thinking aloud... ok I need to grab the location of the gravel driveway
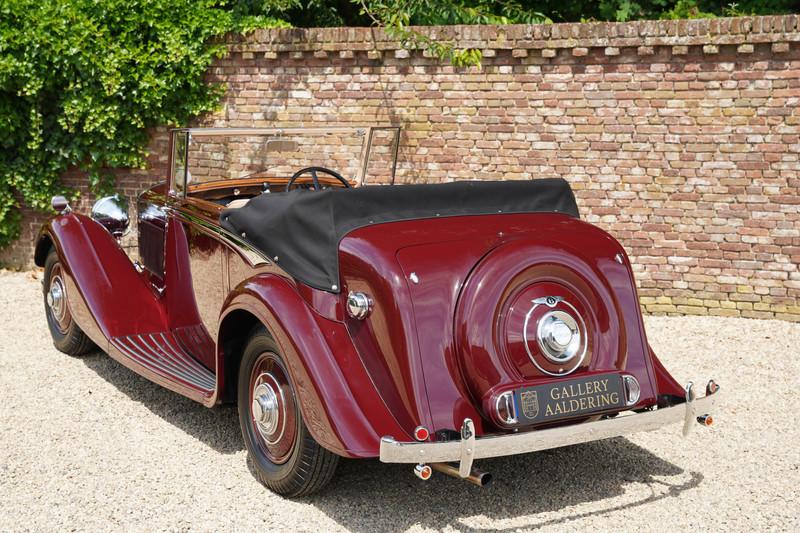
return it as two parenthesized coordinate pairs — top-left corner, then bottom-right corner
(1, 269), (798, 532)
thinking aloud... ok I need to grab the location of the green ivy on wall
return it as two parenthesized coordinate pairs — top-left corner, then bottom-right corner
(0, 0), (287, 248)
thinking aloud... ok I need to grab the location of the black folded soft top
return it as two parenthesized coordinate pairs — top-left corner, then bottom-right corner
(220, 179), (579, 292)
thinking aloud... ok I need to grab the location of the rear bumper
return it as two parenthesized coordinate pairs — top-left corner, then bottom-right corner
(380, 380), (719, 472)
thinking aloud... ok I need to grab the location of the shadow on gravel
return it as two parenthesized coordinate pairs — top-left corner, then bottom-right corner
(80, 351), (244, 454)
(78, 350), (699, 531)
(311, 438), (700, 532)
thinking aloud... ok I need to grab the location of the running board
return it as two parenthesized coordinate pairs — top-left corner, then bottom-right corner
(110, 330), (216, 401)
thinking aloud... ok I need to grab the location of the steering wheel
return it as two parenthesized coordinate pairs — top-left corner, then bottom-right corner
(286, 166), (351, 192)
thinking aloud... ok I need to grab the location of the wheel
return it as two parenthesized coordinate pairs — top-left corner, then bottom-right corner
(238, 327), (339, 496)
(43, 248), (95, 356)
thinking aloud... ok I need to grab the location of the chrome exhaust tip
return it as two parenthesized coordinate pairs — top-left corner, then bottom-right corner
(431, 462), (492, 487)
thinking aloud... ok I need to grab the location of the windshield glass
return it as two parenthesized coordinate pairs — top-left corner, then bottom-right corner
(172, 127), (400, 194)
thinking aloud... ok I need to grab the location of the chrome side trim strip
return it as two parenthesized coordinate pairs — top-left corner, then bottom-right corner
(380, 380), (719, 465)
(112, 333), (215, 393)
(169, 208), (271, 268)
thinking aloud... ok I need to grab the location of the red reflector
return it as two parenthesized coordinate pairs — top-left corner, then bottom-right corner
(414, 426), (430, 441)
(414, 463), (432, 480)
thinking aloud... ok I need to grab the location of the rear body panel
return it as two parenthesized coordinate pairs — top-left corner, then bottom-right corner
(339, 214), (686, 441)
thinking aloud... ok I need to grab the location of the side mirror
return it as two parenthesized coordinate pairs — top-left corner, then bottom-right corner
(91, 194), (130, 239)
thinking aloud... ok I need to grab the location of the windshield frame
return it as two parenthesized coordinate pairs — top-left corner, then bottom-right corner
(167, 126), (400, 197)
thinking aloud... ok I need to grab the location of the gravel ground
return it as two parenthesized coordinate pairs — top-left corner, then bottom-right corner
(1, 269), (798, 532)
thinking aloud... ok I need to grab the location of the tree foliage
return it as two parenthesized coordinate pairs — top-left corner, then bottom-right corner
(0, 0), (795, 248)
(0, 0), (288, 247)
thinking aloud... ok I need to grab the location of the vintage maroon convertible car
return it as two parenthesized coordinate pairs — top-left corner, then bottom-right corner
(35, 126), (718, 496)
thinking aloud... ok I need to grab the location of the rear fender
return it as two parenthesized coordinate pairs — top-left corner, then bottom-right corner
(649, 344), (689, 402)
(218, 274), (412, 458)
(35, 213), (168, 345)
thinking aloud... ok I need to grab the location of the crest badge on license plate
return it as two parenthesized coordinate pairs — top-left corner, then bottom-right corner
(519, 390), (539, 419)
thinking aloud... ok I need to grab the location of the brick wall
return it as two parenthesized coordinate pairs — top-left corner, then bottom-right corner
(3, 16), (799, 321)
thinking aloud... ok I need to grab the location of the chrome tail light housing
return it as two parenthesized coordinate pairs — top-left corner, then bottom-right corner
(623, 375), (641, 406)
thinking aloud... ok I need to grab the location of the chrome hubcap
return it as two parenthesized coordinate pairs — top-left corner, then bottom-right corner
(47, 276), (67, 323)
(537, 310), (581, 363)
(251, 374), (285, 445)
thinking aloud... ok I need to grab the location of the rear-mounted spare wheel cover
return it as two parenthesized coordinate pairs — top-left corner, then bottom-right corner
(506, 281), (592, 377)
(454, 239), (626, 408)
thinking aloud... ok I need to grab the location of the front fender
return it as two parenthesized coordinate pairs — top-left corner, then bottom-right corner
(35, 213), (168, 343)
(219, 274), (413, 458)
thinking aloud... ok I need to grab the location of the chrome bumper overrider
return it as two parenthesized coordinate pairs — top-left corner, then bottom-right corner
(380, 380), (719, 475)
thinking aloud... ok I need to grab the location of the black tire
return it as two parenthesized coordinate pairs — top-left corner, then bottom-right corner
(238, 326), (339, 497)
(43, 248), (95, 356)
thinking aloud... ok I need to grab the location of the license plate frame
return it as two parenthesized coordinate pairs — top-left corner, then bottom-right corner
(513, 373), (626, 424)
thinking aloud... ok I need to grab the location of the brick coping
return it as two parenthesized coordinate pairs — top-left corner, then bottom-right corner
(224, 15), (799, 56)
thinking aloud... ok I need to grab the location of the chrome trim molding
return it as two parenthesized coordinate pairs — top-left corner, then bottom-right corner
(176, 209), (271, 268)
(380, 380), (719, 466)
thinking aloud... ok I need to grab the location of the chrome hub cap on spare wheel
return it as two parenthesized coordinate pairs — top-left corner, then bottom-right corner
(519, 292), (589, 376)
(537, 310), (581, 363)
(249, 353), (297, 464)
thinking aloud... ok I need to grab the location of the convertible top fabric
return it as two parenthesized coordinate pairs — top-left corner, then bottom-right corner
(220, 179), (579, 292)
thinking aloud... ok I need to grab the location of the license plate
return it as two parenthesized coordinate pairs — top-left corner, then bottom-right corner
(513, 373), (625, 424)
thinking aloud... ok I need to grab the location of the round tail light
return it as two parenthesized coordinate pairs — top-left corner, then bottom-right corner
(413, 426), (430, 441)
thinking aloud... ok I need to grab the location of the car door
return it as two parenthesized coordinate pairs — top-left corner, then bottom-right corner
(156, 207), (223, 372)
(176, 210), (228, 343)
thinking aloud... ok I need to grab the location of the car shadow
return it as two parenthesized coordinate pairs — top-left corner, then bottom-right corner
(80, 350), (698, 531)
(80, 350), (244, 454)
(308, 438), (699, 532)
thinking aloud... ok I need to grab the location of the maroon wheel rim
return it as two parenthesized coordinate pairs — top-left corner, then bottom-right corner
(248, 352), (298, 464)
(47, 263), (72, 334)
